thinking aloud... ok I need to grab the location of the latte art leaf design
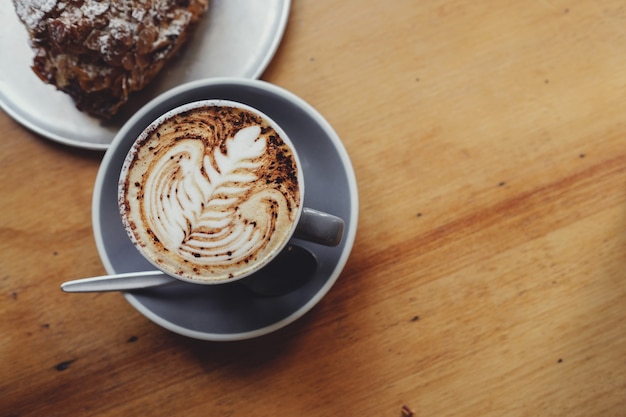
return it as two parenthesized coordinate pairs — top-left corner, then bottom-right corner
(143, 125), (286, 268)
(121, 104), (302, 282)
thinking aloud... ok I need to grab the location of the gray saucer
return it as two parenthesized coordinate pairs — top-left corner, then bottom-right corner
(92, 78), (358, 341)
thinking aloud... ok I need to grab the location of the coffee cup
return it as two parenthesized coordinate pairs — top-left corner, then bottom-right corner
(118, 99), (344, 285)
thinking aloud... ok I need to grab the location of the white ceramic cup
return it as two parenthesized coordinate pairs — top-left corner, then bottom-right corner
(117, 99), (344, 285)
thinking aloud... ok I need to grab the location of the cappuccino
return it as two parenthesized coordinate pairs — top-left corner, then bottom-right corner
(119, 101), (303, 283)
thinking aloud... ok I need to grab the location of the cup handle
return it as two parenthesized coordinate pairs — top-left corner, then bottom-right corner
(293, 208), (345, 246)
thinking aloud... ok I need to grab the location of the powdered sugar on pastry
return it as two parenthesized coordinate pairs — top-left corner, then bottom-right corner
(12, 0), (209, 118)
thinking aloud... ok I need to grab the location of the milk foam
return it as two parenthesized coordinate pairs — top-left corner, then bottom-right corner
(119, 104), (302, 282)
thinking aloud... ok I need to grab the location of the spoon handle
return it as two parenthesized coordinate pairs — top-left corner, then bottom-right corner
(61, 270), (176, 293)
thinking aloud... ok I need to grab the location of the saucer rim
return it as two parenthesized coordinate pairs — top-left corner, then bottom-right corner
(92, 78), (359, 341)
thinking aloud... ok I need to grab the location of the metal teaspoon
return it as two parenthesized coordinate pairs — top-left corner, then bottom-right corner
(61, 270), (176, 293)
(61, 245), (317, 296)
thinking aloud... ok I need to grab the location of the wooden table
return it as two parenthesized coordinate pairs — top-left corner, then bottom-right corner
(2, 1), (625, 415)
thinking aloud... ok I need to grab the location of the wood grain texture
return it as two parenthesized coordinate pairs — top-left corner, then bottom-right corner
(2, 1), (625, 416)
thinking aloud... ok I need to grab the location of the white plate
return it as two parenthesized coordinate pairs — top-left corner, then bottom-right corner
(0, 0), (290, 150)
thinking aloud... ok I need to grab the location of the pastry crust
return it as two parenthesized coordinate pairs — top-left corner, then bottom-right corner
(13, 0), (209, 118)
